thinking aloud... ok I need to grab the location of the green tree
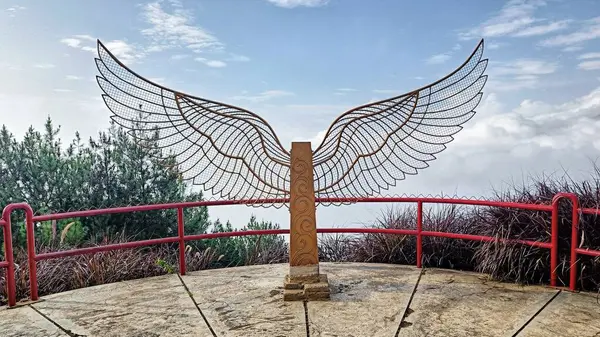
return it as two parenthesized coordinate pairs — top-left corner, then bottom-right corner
(0, 117), (209, 248)
(204, 215), (287, 267)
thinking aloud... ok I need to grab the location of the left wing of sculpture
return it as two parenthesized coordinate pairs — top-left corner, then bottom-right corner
(94, 40), (291, 205)
(312, 39), (487, 203)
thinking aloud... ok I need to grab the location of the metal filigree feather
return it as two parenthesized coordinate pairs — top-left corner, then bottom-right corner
(95, 39), (487, 207)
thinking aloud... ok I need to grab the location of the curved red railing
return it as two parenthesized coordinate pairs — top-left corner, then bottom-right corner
(1, 194), (597, 307)
(1, 203), (35, 307)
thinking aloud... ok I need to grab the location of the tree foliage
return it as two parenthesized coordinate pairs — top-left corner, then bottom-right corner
(0, 117), (209, 247)
(202, 215), (287, 267)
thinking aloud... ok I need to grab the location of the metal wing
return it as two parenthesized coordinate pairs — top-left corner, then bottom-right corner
(95, 40), (290, 205)
(312, 40), (487, 203)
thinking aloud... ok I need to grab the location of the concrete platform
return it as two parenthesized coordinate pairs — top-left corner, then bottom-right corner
(1, 262), (598, 336)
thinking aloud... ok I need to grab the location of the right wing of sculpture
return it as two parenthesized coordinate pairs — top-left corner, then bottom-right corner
(312, 40), (487, 203)
(95, 40), (291, 204)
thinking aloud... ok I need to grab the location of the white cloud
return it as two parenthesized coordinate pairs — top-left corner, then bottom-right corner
(334, 88), (357, 95)
(65, 75), (82, 80)
(53, 89), (72, 93)
(231, 90), (294, 102)
(488, 42), (504, 50)
(59, 35), (96, 51)
(563, 45), (584, 52)
(578, 60), (600, 70)
(101, 40), (144, 65)
(426, 53), (451, 65)
(306, 129), (328, 146)
(478, 93), (503, 115)
(6, 5), (26, 11)
(540, 17), (600, 47)
(454, 86), (600, 154)
(372, 89), (401, 94)
(33, 64), (56, 69)
(60, 36), (143, 65)
(60, 38), (81, 48)
(227, 54), (251, 62)
(0, 62), (21, 71)
(487, 79), (536, 92)
(171, 54), (190, 60)
(139, 2), (248, 66)
(512, 20), (571, 37)
(487, 59), (558, 91)
(6, 5), (26, 17)
(141, 2), (222, 53)
(459, 0), (547, 40)
(167, 0), (183, 7)
(459, 0), (569, 40)
(74, 34), (95, 41)
(266, 0), (329, 8)
(578, 52), (600, 60)
(494, 59), (557, 75)
(194, 57), (227, 68)
(204, 60), (226, 68)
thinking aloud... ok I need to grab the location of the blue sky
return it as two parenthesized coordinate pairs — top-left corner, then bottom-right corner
(2, 0), (600, 227)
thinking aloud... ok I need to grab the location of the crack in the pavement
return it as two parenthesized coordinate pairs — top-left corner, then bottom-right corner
(511, 290), (561, 337)
(304, 301), (311, 337)
(394, 269), (424, 337)
(177, 274), (218, 337)
(29, 305), (86, 337)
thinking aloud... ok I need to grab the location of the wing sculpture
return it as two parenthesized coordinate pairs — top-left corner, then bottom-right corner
(95, 40), (291, 206)
(312, 40), (487, 204)
(95, 39), (486, 208)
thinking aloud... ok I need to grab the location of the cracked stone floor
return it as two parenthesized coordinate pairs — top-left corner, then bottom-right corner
(1, 262), (599, 336)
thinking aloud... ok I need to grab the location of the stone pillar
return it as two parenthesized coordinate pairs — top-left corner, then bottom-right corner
(283, 142), (330, 301)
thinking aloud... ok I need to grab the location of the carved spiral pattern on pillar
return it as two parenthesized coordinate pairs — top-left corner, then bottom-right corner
(290, 144), (319, 266)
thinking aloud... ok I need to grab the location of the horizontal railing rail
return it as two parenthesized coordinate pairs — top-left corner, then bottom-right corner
(1, 193), (597, 307)
(578, 207), (600, 257)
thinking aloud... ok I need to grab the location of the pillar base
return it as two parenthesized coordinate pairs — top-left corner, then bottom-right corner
(283, 273), (330, 301)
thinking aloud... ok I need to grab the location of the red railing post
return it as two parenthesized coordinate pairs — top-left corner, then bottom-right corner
(551, 193), (580, 291)
(416, 201), (423, 268)
(25, 206), (38, 301)
(550, 196), (559, 287)
(177, 207), (186, 275)
(1, 217), (16, 307)
(569, 196), (580, 292)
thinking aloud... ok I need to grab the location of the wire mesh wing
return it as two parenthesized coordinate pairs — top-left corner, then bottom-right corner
(95, 40), (291, 205)
(312, 39), (487, 203)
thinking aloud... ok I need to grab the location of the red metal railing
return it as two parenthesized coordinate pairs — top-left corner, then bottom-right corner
(0, 217), (15, 307)
(1, 193), (597, 307)
(2, 203), (35, 307)
(577, 207), (600, 258)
